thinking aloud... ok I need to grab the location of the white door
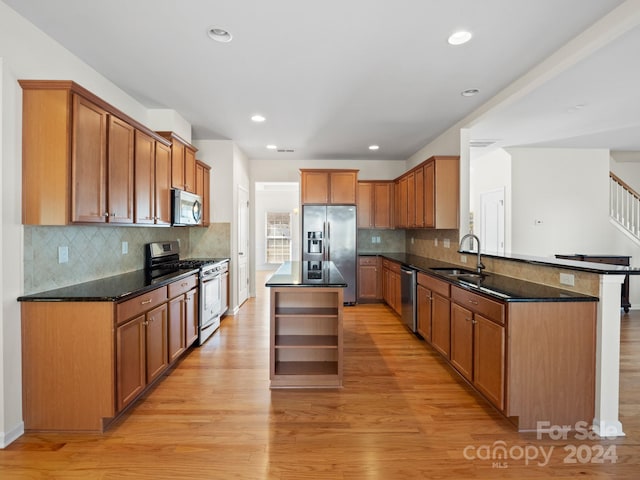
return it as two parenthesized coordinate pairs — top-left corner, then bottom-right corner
(480, 188), (505, 255)
(238, 186), (249, 306)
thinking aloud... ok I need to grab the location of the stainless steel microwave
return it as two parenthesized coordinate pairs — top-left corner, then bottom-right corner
(172, 189), (203, 226)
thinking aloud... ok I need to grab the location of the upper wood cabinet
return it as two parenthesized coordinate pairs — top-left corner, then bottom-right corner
(300, 169), (358, 204)
(357, 181), (394, 229)
(19, 80), (171, 226)
(394, 155), (459, 229)
(157, 131), (198, 193)
(195, 160), (211, 226)
(134, 131), (172, 225)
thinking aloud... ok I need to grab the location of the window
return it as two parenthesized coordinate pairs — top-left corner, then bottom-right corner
(266, 212), (292, 264)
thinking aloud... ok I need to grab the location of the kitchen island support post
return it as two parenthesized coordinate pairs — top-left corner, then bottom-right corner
(593, 273), (625, 438)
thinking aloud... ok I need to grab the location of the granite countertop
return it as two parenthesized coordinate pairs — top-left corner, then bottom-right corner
(266, 261), (347, 288)
(360, 252), (599, 303)
(17, 268), (199, 302)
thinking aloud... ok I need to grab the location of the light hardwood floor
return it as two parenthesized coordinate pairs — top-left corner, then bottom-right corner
(2, 271), (639, 479)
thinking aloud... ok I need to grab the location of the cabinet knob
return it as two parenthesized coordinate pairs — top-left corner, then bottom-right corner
(103, 212), (109, 217)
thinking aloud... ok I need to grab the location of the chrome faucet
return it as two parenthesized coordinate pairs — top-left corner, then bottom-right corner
(459, 233), (485, 274)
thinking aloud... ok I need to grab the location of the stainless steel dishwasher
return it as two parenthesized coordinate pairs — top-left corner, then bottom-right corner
(400, 266), (417, 333)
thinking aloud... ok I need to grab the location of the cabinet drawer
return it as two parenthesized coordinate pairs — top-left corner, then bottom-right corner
(451, 286), (504, 324)
(359, 256), (378, 266)
(117, 286), (167, 324)
(382, 259), (401, 273)
(168, 274), (198, 298)
(417, 272), (450, 298)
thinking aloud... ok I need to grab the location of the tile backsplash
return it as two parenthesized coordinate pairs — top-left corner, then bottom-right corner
(358, 229), (405, 253)
(24, 223), (231, 294)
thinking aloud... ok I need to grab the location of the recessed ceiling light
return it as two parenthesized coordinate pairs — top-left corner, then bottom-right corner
(461, 89), (480, 97)
(448, 31), (472, 45)
(266, 144), (278, 150)
(368, 145), (380, 151)
(251, 114), (266, 122)
(207, 27), (232, 43)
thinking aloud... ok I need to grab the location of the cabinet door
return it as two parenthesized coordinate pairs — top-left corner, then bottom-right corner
(168, 295), (186, 363)
(185, 288), (199, 347)
(374, 182), (393, 228)
(184, 147), (196, 193)
(392, 271), (402, 316)
(414, 166), (425, 227)
(358, 264), (378, 301)
(396, 176), (408, 228)
(416, 284), (432, 340)
(134, 130), (155, 224)
(71, 94), (108, 223)
(450, 303), (473, 381)
(171, 139), (185, 190)
(431, 293), (450, 357)
(474, 314), (505, 410)
(154, 142), (172, 225)
(330, 171), (357, 204)
(146, 303), (168, 382)
(407, 171), (415, 227)
(301, 171), (329, 204)
(424, 160), (435, 228)
(116, 314), (146, 411)
(107, 115), (135, 223)
(383, 267), (391, 307)
(357, 182), (374, 228)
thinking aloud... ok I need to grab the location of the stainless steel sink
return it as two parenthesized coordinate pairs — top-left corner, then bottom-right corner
(430, 267), (484, 278)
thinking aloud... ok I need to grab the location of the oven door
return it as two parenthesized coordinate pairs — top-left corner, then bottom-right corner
(200, 274), (222, 344)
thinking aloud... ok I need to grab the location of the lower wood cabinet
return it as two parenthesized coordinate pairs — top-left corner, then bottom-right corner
(358, 256), (381, 302)
(21, 273), (199, 432)
(382, 259), (401, 315)
(416, 271), (597, 431)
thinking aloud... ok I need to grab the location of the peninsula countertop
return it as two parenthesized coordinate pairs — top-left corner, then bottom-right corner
(265, 261), (347, 288)
(359, 252), (599, 303)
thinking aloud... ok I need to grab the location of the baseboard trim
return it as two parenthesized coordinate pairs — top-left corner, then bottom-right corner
(1, 421), (24, 448)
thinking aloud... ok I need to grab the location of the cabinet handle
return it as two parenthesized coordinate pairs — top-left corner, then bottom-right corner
(472, 319), (477, 325)
(103, 212), (109, 217)
(141, 299), (152, 305)
(143, 321), (149, 326)
(465, 317), (472, 322)
(468, 300), (479, 305)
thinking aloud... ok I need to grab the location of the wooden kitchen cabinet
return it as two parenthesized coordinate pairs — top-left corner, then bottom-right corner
(450, 286), (505, 410)
(168, 275), (199, 362)
(20, 80), (172, 226)
(71, 97), (134, 224)
(416, 272), (450, 343)
(382, 259), (402, 315)
(195, 160), (211, 226)
(300, 169), (358, 204)
(392, 155), (459, 229)
(157, 131), (198, 193)
(21, 274), (200, 432)
(134, 131), (172, 225)
(357, 181), (394, 228)
(116, 288), (169, 412)
(358, 256), (382, 302)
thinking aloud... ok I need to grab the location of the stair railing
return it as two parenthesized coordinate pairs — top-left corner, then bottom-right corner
(610, 172), (640, 241)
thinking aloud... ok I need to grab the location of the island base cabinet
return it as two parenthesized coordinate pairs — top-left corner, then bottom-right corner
(21, 302), (116, 432)
(506, 302), (596, 431)
(270, 287), (343, 388)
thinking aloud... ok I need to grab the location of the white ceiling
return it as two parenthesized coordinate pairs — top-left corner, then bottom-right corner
(4, 0), (636, 160)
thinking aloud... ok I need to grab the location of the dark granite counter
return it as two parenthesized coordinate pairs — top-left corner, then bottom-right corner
(360, 252), (599, 303)
(17, 268), (199, 302)
(266, 261), (347, 287)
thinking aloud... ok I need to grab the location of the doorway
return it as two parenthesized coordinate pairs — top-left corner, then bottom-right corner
(479, 187), (505, 255)
(237, 185), (249, 306)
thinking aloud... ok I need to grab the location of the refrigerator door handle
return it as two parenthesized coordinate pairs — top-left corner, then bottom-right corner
(325, 221), (330, 261)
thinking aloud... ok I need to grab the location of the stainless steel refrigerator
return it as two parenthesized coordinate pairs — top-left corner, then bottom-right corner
(302, 205), (357, 304)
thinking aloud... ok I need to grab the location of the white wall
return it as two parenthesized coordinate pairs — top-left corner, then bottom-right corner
(470, 148), (512, 253)
(610, 152), (640, 193)
(509, 147), (613, 256)
(192, 140), (234, 223)
(254, 184), (300, 271)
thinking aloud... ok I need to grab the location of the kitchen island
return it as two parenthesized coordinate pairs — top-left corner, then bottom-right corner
(266, 261), (347, 388)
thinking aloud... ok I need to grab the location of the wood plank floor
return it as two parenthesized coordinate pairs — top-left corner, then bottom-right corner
(2, 271), (639, 479)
